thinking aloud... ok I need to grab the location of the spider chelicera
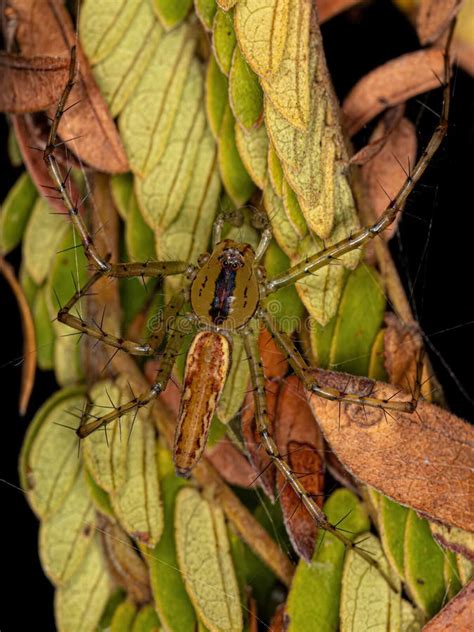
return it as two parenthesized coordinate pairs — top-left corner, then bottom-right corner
(42, 38), (451, 576)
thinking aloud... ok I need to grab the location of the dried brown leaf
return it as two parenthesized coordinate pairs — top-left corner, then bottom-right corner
(274, 376), (324, 561)
(259, 326), (289, 381)
(0, 257), (36, 414)
(360, 115), (417, 240)
(317, 0), (363, 23)
(417, 0), (464, 45)
(0, 52), (68, 113)
(350, 104), (405, 165)
(422, 577), (474, 631)
(384, 313), (422, 392)
(343, 48), (445, 137)
(269, 603), (287, 631)
(206, 437), (258, 488)
(307, 369), (474, 532)
(7, 0), (128, 173)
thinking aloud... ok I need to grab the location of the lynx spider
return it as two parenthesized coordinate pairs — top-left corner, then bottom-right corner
(42, 29), (452, 584)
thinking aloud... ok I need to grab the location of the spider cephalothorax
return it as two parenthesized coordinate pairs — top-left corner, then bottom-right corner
(191, 239), (259, 329)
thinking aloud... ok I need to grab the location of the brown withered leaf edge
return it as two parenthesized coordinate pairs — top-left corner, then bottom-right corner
(307, 369), (474, 533)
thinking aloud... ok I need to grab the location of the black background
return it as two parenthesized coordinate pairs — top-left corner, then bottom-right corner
(1, 1), (473, 629)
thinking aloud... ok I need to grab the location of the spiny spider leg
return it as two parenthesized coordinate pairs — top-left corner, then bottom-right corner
(57, 262), (190, 355)
(261, 309), (423, 413)
(77, 315), (189, 438)
(265, 30), (452, 294)
(240, 325), (398, 591)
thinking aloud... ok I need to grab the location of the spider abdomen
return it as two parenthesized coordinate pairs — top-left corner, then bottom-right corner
(190, 239), (260, 330)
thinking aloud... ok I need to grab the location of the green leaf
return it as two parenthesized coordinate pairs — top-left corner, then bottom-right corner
(111, 173), (134, 220)
(212, 7), (237, 75)
(206, 54), (229, 140)
(195, 0), (217, 30)
(218, 105), (255, 206)
(33, 286), (55, 370)
(263, 180), (299, 256)
(217, 0), (238, 8)
(91, 0), (162, 117)
(444, 550), (462, 600)
(282, 178), (308, 239)
(329, 264), (386, 376)
(21, 390), (86, 519)
(111, 600), (138, 632)
(379, 494), (409, 580)
(368, 329), (387, 381)
(217, 332), (249, 423)
(404, 511), (447, 618)
(309, 314), (337, 369)
(175, 487), (243, 631)
(340, 534), (410, 632)
(19, 262), (39, 309)
(120, 22), (197, 177)
(131, 604), (161, 632)
(149, 474), (196, 632)
(135, 59), (206, 232)
(156, 126), (220, 267)
(98, 589), (127, 632)
(39, 469), (95, 586)
(84, 468), (115, 519)
(8, 125), (22, 166)
(109, 383), (163, 547)
(126, 188), (156, 262)
(80, 0), (143, 64)
(55, 537), (112, 632)
(286, 489), (370, 632)
(235, 123), (268, 189)
(23, 197), (68, 285)
(229, 46), (263, 130)
(0, 171), (37, 254)
(154, 0), (193, 30)
(267, 144), (284, 196)
(263, 241), (305, 334)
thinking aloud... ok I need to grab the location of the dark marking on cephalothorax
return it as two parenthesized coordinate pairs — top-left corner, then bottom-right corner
(208, 247), (244, 325)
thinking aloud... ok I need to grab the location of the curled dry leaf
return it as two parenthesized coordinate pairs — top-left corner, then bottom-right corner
(307, 369), (474, 533)
(349, 104), (405, 165)
(274, 376), (325, 561)
(316, 0), (364, 23)
(361, 115), (417, 240)
(259, 326), (289, 380)
(6, 0), (128, 173)
(206, 436), (258, 488)
(0, 258), (36, 415)
(343, 48), (445, 137)
(0, 52), (68, 113)
(416, 0), (464, 45)
(422, 577), (474, 631)
(384, 313), (423, 392)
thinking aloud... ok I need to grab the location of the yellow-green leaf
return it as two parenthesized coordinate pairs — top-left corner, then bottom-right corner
(213, 8), (237, 75)
(20, 262), (38, 309)
(267, 143), (284, 196)
(111, 600), (138, 632)
(80, 0), (142, 64)
(33, 285), (55, 370)
(368, 328), (387, 381)
(229, 46), (263, 130)
(157, 127), (220, 272)
(282, 178), (308, 239)
(379, 495), (409, 580)
(84, 468), (115, 519)
(263, 179), (299, 256)
(8, 125), (22, 166)
(135, 59), (206, 231)
(154, 0), (193, 30)
(235, 123), (268, 189)
(444, 550), (462, 600)
(0, 171), (37, 254)
(286, 489), (370, 632)
(23, 391), (86, 518)
(217, 0), (238, 9)
(54, 329), (84, 387)
(126, 188), (156, 262)
(340, 534), (408, 632)
(111, 173), (134, 220)
(120, 22), (197, 176)
(55, 537), (112, 632)
(110, 393), (163, 548)
(195, 0), (217, 30)
(218, 105), (255, 206)
(217, 331), (249, 424)
(234, 0), (290, 78)
(259, 0), (311, 129)
(39, 469), (95, 586)
(149, 474), (196, 632)
(404, 511), (447, 617)
(131, 604), (161, 632)
(91, 1), (162, 117)
(23, 197), (68, 285)
(175, 487), (243, 632)
(329, 264), (386, 376)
